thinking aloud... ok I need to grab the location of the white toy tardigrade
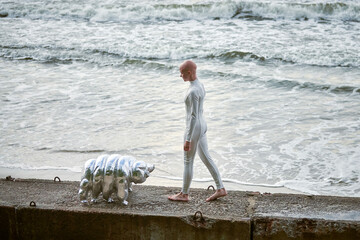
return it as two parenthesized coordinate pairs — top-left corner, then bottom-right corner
(79, 154), (155, 205)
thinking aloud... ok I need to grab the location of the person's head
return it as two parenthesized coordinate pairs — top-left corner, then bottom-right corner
(179, 60), (197, 82)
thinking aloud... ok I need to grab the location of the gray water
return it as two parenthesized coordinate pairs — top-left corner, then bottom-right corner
(1, 0), (359, 197)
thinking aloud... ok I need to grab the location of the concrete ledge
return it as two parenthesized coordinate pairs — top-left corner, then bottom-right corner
(3, 206), (250, 240)
(0, 205), (17, 240)
(1, 179), (359, 239)
(253, 217), (360, 240)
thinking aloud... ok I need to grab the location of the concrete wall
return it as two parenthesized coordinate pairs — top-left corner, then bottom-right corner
(0, 206), (17, 239)
(1, 179), (359, 239)
(1, 205), (250, 240)
(253, 217), (360, 240)
(1, 205), (360, 240)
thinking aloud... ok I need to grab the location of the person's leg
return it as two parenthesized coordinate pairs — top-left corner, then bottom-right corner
(168, 128), (200, 202)
(181, 142), (198, 194)
(197, 133), (227, 201)
(168, 129), (200, 202)
(168, 144), (198, 201)
(198, 133), (224, 189)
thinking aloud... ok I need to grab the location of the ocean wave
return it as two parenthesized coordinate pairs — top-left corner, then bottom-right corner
(0, 44), (176, 70)
(3, 43), (358, 69)
(155, 175), (285, 188)
(232, 1), (360, 22)
(154, 175), (359, 197)
(205, 48), (359, 68)
(0, 163), (82, 173)
(279, 179), (360, 197)
(207, 51), (266, 62)
(51, 149), (106, 154)
(204, 50), (313, 65)
(1, 0), (359, 23)
(0, 44), (84, 64)
(267, 79), (360, 95)
(203, 67), (360, 95)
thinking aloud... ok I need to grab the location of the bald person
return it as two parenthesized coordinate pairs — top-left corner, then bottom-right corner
(168, 60), (227, 202)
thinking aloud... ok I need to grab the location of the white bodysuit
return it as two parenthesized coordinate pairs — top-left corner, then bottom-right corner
(182, 78), (224, 194)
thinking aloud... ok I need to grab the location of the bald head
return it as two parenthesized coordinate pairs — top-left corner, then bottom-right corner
(179, 60), (197, 82)
(180, 60), (197, 72)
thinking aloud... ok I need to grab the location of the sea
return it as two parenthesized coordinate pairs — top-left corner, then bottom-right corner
(0, 0), (359, 197)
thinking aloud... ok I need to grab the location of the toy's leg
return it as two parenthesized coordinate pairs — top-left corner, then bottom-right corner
(91, 180), (102, 203)
(92, 167), (104, 203)
(102, 175), (115, 203)
(83, 189), (90, 203)
(79, 189), (89, 204)
(79, 179), (88, 203)
(128, 182), (133, 192)
(79, 179), (90, 203)
(116, 180), (129, 205)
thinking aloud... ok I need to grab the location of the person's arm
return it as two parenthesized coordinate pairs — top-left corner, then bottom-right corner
(184, 90), (199, 151)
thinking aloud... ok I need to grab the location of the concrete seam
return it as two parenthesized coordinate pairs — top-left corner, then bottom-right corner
(14, 206), (19, 240)
(250, 218), (254, 240)
(247, 195), (257, 240)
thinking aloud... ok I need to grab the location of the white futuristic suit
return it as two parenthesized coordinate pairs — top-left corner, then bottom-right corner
(182, 78), (224, 194)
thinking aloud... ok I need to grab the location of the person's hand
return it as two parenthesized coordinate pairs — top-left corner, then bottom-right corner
(184, 141), (191, 151)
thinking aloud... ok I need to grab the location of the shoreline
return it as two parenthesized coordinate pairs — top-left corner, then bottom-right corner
(0, 167), (304, 195)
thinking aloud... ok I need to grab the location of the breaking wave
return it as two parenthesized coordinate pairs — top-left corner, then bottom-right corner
(156, 175), (286, 188)
(1, 0), (359, 23)
(266, 79), (360, 95)
(0, 162), (83, 173)
(2, 44), (359, 68)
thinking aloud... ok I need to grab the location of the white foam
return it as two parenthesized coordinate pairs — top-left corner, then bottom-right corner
(0, 162), (82, 173)
(2, 0), (360, 22)
(156, 175), (285, 188)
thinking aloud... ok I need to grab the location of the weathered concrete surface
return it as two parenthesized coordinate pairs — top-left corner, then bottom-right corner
(253, 217), (360, 240)
(13, 207), (249, 240)
(0, 178), (359, 240)
(0, 206), (16, 239)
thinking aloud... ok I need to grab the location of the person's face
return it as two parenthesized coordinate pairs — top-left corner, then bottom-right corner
(180, 67), (191, 82)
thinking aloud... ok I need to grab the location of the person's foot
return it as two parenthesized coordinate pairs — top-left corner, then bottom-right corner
(168, 192), (189, 202)
(206, 188), (227, 202)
